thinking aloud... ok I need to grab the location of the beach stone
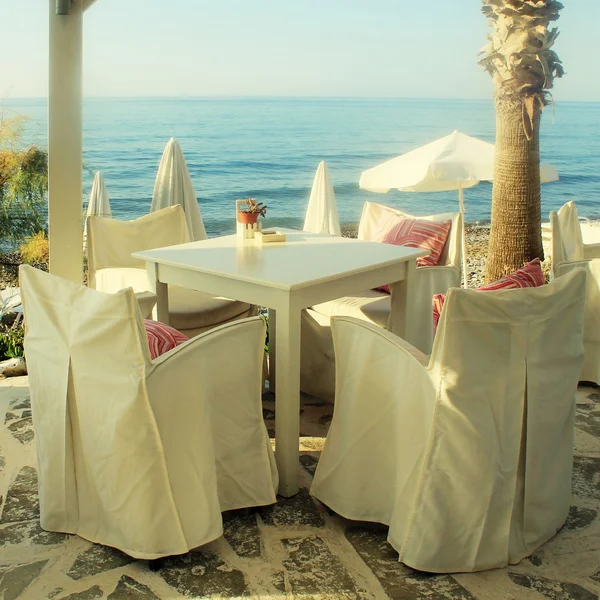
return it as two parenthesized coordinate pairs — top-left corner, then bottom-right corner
(67, 544), (134, 580)
(222, 509), (261, 559)
(107, 575), (160, 599)
(0, 560), (47, 600)
(592, 568), (600, 583)
(299, 454), (318, 477)
(587, 393), (600, 403)
(0, 466), (39, 523)
(0, 520), (68, 546)
(345, 523), (476, 599)
(281, 536), (365, 599)
(565, 505), (598, 531)
(260, 487), (324, 527)
(4, 410), (18, 424)
(48, 587), (64, 598)
(508, 572), (598, 600)
(577, 403), (600, 439)
(7, 416), (34, 444)
(59, 585), (104, 600)
(572, 457), (600, 499)
(159, 551), (250, 598)
(270, 569), (286, 593)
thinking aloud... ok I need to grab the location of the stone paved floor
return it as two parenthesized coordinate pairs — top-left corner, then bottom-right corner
(1, 376), (600, 600)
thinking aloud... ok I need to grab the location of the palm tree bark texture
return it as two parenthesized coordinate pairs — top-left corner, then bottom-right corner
(480, 0), (563, 282)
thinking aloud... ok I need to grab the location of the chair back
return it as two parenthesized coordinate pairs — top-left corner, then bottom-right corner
(412, 269), (586, 570)
(357, 201), (463, 267)
(551, 200), (584, 265)
(19, 266), (194, 549)
(87, 205), (189, 290)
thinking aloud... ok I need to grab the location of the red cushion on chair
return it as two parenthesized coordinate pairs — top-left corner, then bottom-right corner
(432, 258), (546, 332)
(373, 214), (452, 293)
(144, 319), (189, 359)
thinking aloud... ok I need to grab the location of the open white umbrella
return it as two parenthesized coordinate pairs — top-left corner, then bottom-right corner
(359, 130), (558, 287)
(151, 138), (207, 241)
(303, 161), (341, 236)
(83, 171), (112, 249)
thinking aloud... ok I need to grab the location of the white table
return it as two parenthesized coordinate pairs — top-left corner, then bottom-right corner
(133, 229), (426, 497)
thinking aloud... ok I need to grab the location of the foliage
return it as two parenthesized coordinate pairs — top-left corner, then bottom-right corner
(479, 0), (563, 138)
(239, 198), (268, 218)
(20, 231), (49, 265)
(0, 112), (48, 246)
(0, 322), (24, 360)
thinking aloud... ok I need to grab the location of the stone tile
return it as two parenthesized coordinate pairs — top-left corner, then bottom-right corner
(222, 509), (261, 559)
(48, 588), (64, 598)
(260, 487), (324, 527)
(9, 397), (31, 411)
(107, 575), (160, 599)
(299, 454), (319, 477)
(59, 585), (104, 600)
(281, 536), (366, 599)
(6, 416), (34, 444)
(159, 551), (250, 598)
(587, 393), (600, 403)
(270, 569), (286, 593)
(566, 505), (598, 531)
(592, 568), (600, 583)
(508, 572), (598, 600)
(345, 523), (476, 599)
(67, 544), (134, 580)
(262, 407), (276, 420)
(573, 457), (600, 500)
(0, 520), (68, 546)
(0, 466), (39, 523)
(0, 560), (47, 600)
(577, 403), (600, 439)
(4, 410), (18, 424)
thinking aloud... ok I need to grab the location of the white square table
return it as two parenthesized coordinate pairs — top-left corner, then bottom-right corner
(133, 229), (426, 497)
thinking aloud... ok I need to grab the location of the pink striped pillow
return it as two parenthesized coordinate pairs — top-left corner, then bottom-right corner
(144, 319), (189, 359)
(432, 258), (545, 332)
(374, 214), (452, 293)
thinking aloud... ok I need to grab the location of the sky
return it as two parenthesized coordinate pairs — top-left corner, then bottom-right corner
(1, 0), (599, 101)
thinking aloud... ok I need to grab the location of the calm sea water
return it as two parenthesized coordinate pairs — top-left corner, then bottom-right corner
(4, 97), (600, 237)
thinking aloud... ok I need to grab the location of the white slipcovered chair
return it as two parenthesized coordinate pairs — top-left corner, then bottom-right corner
(551, 200), (600, 384)
(20, 265), (277, 559)
(87, 205), (256, 337)
(311, 269), (586, 573)
(300, 201), (463, 402)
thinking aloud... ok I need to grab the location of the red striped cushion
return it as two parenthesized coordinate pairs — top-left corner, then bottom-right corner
(144, 319), (189, 359)
(373, 214), (452, 293)
(432, 258), (545, 332)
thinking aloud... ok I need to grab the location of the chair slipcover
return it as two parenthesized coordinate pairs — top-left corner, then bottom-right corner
(551, 201), (600, 384)
(300, 201), (462, 402)
(311, 269), (586, 573)
(86, 205), (255, 337)
(20, 265), (277, 559)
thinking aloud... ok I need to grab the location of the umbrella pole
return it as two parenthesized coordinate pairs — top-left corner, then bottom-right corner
(458, 185), (468, 288)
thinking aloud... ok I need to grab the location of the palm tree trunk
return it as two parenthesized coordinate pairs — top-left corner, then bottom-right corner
(486, 93), (543, 283)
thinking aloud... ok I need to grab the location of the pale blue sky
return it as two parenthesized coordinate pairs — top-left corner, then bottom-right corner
(1, 0), (599, 101)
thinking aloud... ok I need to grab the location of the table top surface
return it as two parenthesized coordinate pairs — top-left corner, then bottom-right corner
(133, 228), (427, 291)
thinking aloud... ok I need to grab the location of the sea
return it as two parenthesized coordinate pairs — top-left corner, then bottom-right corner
(4, 97), (600, 238)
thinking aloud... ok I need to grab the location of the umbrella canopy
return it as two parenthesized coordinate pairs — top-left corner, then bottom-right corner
(83, 171), (111, 249)
(151, 138), (207, 241)
(303, 161), (341, 236)
(359, 130), (559, 287)
(359, 130), (558, 196)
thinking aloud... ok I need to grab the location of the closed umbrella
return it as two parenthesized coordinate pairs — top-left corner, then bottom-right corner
(151, 138), (207, 241)
(359, 130), (558, 287)
(304, 161), (341, 236)
(83, 171), (111, 249)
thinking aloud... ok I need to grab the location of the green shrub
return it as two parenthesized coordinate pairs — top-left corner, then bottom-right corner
(0, 323), (24, 360)
(20, 231), (49, 265)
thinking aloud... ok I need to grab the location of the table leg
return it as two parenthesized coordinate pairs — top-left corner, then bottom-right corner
(274, 303), (301, 497)
(388, 259), (417, 346)
(268, 308), (276, 394)
(146, 262), (169, 325)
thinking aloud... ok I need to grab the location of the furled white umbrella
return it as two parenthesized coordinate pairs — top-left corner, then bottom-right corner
(83, 171), (112, 249)
(151, 138), (207, 241)
(359, 130), (559, 287)
(304, 161), (342, 236)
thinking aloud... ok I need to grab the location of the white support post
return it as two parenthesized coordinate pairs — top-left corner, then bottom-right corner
(458, 184), (468, 288)
(48, 0), (83, 282)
